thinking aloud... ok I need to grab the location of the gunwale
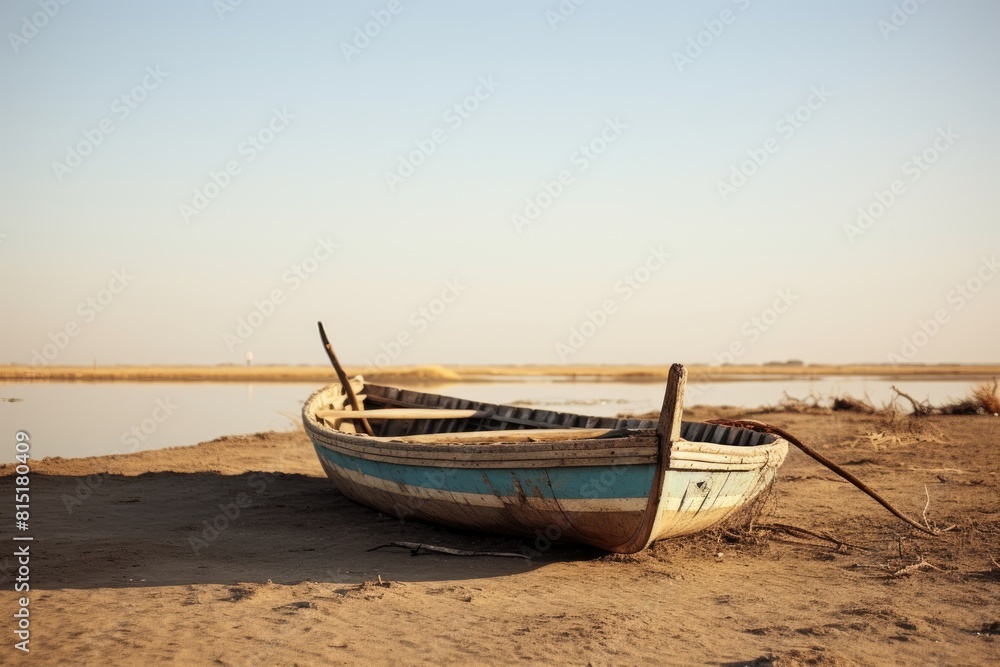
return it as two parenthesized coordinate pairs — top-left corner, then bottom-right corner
(303, 382), (780, 464)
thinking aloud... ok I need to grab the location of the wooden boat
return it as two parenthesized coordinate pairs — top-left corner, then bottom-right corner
(302, 365), (787, 554)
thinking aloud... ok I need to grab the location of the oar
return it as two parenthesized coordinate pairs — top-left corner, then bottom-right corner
(317, 321), (375, 437)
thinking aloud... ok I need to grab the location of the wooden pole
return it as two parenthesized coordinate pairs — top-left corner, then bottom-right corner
(656, 363), (687, 447)
(614, 363), (687, 554)
(317, 322), (375, 437)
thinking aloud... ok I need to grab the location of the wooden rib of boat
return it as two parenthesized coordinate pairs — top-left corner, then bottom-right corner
(302, 364), (787, 554)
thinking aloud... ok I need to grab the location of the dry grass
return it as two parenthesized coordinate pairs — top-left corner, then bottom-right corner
(754, 382), (994, 449)
(3, 363), (1000, 383)
(847, 403), (944, 449)
(757, 391), (832, 414)
(759, 391), (877, 415)
(0, 364), (463, 384)
(940, 378), (1000, 415)
(827, 379), (1000, 419)
(971, 378), (1000, 414)
(831, 394), (878, 414)
(938, 398), (981, 415)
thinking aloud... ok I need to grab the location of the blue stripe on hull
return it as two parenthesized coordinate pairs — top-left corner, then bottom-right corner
(314, 445), (655, 501)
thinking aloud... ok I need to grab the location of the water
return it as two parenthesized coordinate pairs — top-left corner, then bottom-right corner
(0, 377), (986, 461)
(0, 383), (307, 462)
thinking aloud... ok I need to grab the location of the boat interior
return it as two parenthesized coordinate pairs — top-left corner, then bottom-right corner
(310, 382), (777, 447)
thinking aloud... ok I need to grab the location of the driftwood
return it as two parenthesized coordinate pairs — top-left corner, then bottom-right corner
(754, 523), (871, 551)
(706, 419), (940, 536)
(892, 559), (940, 577)
(891, 385), (932, 417)
(367, 541), (530, 560)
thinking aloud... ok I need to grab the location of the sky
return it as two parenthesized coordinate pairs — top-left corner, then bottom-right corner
(1, 0), (998, 367)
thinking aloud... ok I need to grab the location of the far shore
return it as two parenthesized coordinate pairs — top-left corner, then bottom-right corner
(2, 362), (998, 383)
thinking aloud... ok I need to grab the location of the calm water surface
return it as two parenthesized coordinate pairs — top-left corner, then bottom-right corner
(0, 377), (986, 461)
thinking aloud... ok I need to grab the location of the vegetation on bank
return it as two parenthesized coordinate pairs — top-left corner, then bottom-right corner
(2, 363), (999, 383)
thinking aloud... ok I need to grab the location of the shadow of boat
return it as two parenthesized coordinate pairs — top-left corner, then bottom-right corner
(0, 471), (599, 591)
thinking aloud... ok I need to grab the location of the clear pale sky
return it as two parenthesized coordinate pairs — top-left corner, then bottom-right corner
(1, 1), (997, 366)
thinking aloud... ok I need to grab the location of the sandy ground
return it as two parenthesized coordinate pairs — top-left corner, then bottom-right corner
(1, 410), (998, 666)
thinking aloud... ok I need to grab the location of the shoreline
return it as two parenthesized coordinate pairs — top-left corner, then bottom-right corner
(2, 363), (999, 384)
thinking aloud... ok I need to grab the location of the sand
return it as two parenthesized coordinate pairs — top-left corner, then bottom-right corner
(1, 410), (998, 666)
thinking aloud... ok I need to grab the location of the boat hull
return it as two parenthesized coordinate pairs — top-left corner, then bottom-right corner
(304, 383), (786, 553)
